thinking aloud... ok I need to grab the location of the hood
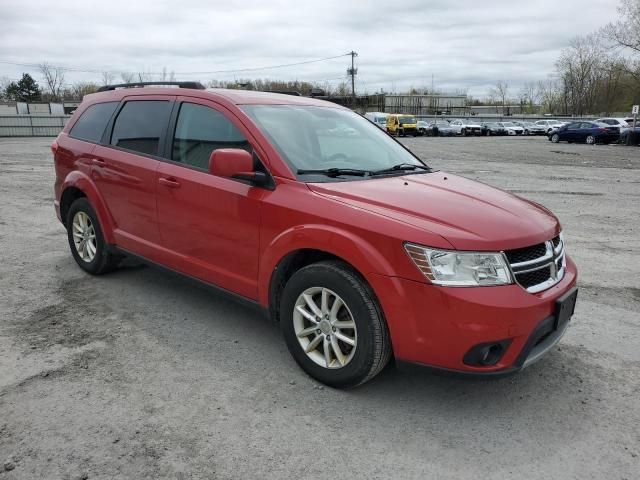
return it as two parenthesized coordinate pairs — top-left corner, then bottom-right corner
(307, 172), (559, 251)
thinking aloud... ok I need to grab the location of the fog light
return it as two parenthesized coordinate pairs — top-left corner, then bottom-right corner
(463, 340), (512, 367)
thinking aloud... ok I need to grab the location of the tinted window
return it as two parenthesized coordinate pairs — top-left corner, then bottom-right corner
(172, 103), (250, 170)
(111, 101), (172, 156)
(69, 102), (118, 143)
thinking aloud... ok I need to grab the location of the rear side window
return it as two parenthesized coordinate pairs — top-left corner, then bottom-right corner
(111, 101), (172, 156)
(172, 103), (250, 170)
(69, 102), (118, 143)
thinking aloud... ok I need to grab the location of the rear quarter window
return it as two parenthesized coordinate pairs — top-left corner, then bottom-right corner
(69, 102), (119, 143)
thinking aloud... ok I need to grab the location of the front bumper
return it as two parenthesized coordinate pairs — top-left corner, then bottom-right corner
(368, 255), (578, 374)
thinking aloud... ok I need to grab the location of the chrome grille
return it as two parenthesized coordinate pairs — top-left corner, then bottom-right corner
(506, 235), (565, 293)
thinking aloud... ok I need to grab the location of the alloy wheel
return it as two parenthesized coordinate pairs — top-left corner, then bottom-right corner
(293, 287), (357, 369)
(72, 211), (97, 262)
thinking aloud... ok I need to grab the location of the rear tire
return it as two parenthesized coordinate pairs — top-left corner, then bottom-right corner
(280, 261), (392, 388)
(66, 198), (119, 275)
(586, 135), (596, 145)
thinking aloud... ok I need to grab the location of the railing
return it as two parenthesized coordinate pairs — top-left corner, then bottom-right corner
(0, 115), (70, 137)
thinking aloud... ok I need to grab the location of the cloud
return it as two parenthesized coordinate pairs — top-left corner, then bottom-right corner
(0, 0), (622, 96)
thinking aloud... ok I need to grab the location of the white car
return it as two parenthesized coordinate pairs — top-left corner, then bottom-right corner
(449, 119), (483, 136)
(498, 122), (524, 135)
(535, 119), (565, 134)
(596, 118), (630, 133)
(364, 112), (389, 130)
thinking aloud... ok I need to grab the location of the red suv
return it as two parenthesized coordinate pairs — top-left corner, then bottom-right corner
(53, 82), (578, 387)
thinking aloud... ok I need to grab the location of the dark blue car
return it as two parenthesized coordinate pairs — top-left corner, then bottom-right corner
(548, 121), (620, 144)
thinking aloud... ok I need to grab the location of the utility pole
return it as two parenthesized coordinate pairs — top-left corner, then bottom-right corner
(347, 51), (358, 108)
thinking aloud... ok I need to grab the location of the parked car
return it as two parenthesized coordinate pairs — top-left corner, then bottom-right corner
(520, 122), (546, 136)
(548, 121), (620, 144)
(364, 112), (389, 130)
(449, 119), (483, 136)
(481, 122), (508, 136)
(497, 122), (524, 135)
(433, 120), (456, 136)
(52, 82), (577, 388)
(535, 120), (565, 134)
(595, 117), (630, 132)
(619, 125), (640, 145)
(386, 114), (418, 136)
(417, 120), (436, 136)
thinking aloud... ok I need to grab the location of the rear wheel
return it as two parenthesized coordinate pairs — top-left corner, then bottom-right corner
(461, 128), (467, 136)
(586, 135), (596, 145)
(66, 198), (119, 275)
(280, 261), (392, 388)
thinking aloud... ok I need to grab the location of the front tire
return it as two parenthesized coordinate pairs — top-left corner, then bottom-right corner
(551, 133), (560, 143)
(280, 261), (392, 388)
(66, 198), (119, 275)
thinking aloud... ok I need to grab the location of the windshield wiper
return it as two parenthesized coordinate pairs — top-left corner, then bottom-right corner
(371, 163), (432, 176)
(297, 168), (372, 177)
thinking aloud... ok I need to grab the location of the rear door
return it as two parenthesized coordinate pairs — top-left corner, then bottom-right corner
(155, 97), (267, 299)
(91, 95), (174, 258)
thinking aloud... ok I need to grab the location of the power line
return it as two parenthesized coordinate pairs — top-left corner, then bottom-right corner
(0, 53), (352, 76)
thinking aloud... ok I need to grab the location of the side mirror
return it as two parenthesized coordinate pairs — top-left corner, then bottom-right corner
(209, 149), (269, 186)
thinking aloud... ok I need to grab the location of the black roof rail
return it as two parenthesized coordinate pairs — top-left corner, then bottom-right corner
(97, 81), (206, 92)
(268, 90), (302, 96)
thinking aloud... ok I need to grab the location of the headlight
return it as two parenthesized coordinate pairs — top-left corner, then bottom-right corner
(404, 243), (513, 287)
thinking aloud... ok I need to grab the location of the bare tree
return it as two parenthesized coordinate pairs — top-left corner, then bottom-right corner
(38, 63), (65, 101)
(491, 81), (510, 115)
(120, 72), (135, 83)
(556, 35), (604, 115)
(70, 82), (99, 99)
(101, 71), (115, 86)
(603, 0), (640, 54)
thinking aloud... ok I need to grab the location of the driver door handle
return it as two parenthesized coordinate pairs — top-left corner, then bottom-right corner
(159, 177), (181, 188)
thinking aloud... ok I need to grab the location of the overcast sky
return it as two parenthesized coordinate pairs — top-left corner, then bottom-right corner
(0, 0), (622, 97)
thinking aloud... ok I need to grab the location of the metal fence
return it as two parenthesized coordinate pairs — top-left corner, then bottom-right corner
(0, 115), (70, 137)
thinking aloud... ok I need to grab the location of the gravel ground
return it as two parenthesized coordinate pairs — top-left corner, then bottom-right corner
(0, 136), (639, 479)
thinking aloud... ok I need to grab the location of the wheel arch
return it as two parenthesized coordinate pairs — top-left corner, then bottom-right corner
(60, 171), (116, 243)
(261, 225), (396, 323)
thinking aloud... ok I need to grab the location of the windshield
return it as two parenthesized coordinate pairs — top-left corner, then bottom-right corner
(436, 122), (450, 127)
(502, 122), (516, 127)
(242, 105), (426, 180)
(399, 117), (417, 125)
(375, 117), (387, 124)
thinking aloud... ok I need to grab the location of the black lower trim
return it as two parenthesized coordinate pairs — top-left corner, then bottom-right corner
(396, 359), (519, 379)
(110, 246), (269, 318)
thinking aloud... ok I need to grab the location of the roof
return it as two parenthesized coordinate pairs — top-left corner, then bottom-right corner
(83, 86), (345, 109)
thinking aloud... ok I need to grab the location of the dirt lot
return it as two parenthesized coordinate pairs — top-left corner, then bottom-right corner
(1, 136), (639, 479)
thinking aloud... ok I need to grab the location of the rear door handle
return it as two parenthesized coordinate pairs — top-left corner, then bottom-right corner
(91, 158), (106, 166)
(158, 177), (181, 188)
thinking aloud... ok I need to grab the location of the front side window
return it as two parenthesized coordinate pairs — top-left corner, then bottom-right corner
(110, 101), (172, 156)
(69, 102), (118, 143)
(172, 103), (250, 170)
(242, 105), (426, 181)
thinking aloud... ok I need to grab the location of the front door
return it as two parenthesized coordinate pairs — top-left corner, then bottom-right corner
(155, 99), (265, 299)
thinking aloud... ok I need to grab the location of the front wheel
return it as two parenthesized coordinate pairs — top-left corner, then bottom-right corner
(551, 133), (560, 143)
(280, 261), (392, 388)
